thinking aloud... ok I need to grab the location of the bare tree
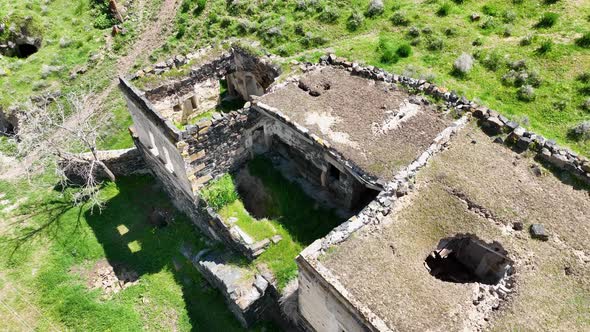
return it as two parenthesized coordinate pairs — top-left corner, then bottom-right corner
(15, 92), (115, 210)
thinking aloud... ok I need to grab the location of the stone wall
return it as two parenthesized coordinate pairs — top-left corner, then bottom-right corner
(323, 54), (590, 185)
(141, 47), (280, 104)
(253, 102), (383, 211)
(61, 147), (148, 182)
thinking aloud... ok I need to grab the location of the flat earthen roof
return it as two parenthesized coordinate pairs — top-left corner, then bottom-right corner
(259, 67), (453, 181)
(320, 122), (590, 331)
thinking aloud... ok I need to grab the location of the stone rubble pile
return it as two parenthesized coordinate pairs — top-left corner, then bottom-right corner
(91, 265), (139, 294)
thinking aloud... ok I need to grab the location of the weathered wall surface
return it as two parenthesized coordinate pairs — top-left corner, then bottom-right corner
(120, 78), (192, 196)
(298, 258), (371, 332)
(253, 103), (381, 211)
(183, 108), (259, 184)
(61, 147), (148, 182)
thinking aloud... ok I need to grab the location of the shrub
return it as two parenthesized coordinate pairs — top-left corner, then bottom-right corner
(410, 37), (421, 46)
(582, 99), (590, 111)
(575, 32), (590, 48)
(480, 17), (498, 30)
(568, 121), (590, 141)
(391, 11), (410, 26)
(94, 13), (114, 29)
(396, 43), (412, 57)
(517, 85), (536, 101)
(426, 36), (444, 50)
(200, 174), (239, 211)
(452, 53), (474, 76)
(535, 12), (558, 28)
(319, 6), (340, 23)
(437, 3), (451, 17)
(481, 51), (502, 71)
(421, 27), (433, 35)
(377, 36), (399, 64)
(366, 0), (384, 17)
(509, 59), (527, 70)
(347, 11), (364, 31)
(502, 10), (517, 23)
(577, 72), (590, 83)
(520, 34), (533, 46)
(452, 0), (465, 4)
(408, 26), (420, 37)
(472, 37), (483, 46)
(536, 39), (553, 54)
(482, 4), (499, 16)
(444, 27), (456, 36)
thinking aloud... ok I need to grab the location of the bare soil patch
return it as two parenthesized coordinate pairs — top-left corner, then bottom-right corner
(260, 67), (453, 180)
(322, 122), (590, 331)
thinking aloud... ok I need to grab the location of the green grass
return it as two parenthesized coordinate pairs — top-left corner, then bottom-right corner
(156, 0), (589, 156)
(0, 0), (105, 108)
(201, 156), (344, 289)
(0, 175), (272, 330)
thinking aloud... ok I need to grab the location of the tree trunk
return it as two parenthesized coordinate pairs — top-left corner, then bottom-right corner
(109, 0), (124, 23)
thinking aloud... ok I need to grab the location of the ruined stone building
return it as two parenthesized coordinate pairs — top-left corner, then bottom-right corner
(120, 46), (590, 331)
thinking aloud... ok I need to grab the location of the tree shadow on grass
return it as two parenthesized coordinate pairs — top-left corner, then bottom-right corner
(83, 175), (270, 331)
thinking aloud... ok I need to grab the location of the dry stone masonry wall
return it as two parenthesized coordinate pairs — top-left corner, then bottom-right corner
(322, 54), (590, 185)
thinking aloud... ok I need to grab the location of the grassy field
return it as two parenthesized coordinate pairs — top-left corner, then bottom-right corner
(201, 156), (344, 289)
(0, 175), (272, 331)
(157, 0), (589, 156)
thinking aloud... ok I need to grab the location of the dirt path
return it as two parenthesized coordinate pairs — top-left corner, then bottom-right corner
(0, 0), (180, 180)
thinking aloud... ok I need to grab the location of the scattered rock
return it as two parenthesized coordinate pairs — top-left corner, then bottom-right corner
(470, 13), (481, 22)
(530, 224), (548, 241)
(530, 164), (542, 177)
(270, 235), (283, 244)
(512, 222), (524, 231)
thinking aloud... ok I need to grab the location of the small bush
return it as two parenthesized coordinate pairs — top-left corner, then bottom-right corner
(396, 44), (412, 57)
(577, 72), (590, 83)
(536, 39), (553, 54)
(480, 17), (498, 30)
(408, 26), (420, 37)
(378, 36), (399, 64)
(503, 26), (513, 37)
(444, 27), (456, 36)
(509, 59), (527, 70)
(481, 51), (502, 71)
(452, 53), (474, 76)
(517, 85), (536, 101)
(582, 99), (590, 111)
(426, 36), (444, 50)
(520, 34), (533, 46)
(391, 11), (410, 26)
(568, 121), (590, 141)
(200, 174), (239, 211)
(535, 12), (558, 28)
(437, 3), (451, 17)
(422, 27), (433, 35)
(94, 13), (114, 29)
(366, 0), (384, 17)
(319, 6), (340, 23)
(472, 37), (483, 46)
(575, 32), (590, 48)
(452, 0), (465, 4)
(502, 10), (517, 23)
(347, 11), (364, 31)
(482, 4), (499, 16)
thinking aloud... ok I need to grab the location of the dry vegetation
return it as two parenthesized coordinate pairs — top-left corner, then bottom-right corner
(322, 122), (590, 331)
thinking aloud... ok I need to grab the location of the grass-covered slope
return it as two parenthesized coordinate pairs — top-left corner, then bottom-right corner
(161, 0), (590, 155)
(0, 175), (270, 331)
